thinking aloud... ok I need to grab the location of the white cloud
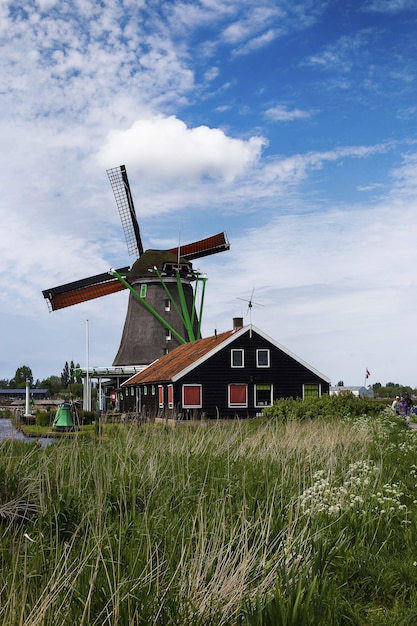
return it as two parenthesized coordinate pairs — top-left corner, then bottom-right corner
(201, 192), (417, 386)
(98, 116), (267, 182)
(362, 0), (417, 13)
(265, 105), (313, 121)
(307, 31), (372, 73)
(221, 7), (281, 45)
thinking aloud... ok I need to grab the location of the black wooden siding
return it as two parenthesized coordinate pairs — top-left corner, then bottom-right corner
(122, 329), (329, 419)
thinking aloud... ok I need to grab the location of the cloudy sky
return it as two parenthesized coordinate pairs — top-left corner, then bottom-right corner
(1, 0), (417, 387)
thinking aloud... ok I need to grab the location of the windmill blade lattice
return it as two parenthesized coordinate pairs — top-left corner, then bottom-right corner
(107, 165), (144, 257)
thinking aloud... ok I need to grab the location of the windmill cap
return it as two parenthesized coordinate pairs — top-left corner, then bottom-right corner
(130, 250), (192, 278)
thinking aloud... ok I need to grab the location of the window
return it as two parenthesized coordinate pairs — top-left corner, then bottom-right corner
(168, 384), (174, 409)
(165, 328), (171, 340)
(228, 383), (248, 407)
(231, 349), (244, 368)
(182, 384), (202, 408)
(164, 299), (171, 312)
(158, 385), (164, 408)
(303, 384), (321, 399)
(254, 384), (272, 407)
(256, 349), (270, 368)
(143, 386), (147, 396)
(140, 284), (147, 298)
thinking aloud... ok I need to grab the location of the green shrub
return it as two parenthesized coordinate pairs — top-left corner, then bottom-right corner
(77, 409), (95, 425)
(263, 394), (383, 421)
(35, 410), (54, 426)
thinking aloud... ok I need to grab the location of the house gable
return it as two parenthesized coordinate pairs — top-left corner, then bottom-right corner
(172, 325), (330, 383)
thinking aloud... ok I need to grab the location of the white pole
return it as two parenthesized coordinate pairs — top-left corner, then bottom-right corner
(24, 378), (31, 417)
(86, 319), (91, 412)
(98, 375), (102, 412)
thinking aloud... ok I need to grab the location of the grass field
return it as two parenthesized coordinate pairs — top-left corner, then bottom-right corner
(1, 398), (417, 625)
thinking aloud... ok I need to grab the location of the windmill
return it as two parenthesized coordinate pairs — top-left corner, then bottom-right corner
(42, 165), (230, 365)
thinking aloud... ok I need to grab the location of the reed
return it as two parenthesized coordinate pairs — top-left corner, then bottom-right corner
(0, 405), (416, 624)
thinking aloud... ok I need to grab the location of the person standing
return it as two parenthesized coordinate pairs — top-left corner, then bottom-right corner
(391, 396), (400, 414)
(405, 394), (413, 417)
(398, 396), (407, 417)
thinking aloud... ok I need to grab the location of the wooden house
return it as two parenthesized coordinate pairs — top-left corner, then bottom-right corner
(330, 385), (374, 399)
(120, 319), (330, 419)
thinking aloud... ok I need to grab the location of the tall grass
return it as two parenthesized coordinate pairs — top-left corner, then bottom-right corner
(0, 404), (417, 624)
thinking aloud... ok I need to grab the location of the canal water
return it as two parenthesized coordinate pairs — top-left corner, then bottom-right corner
(0, 419), (53, 445)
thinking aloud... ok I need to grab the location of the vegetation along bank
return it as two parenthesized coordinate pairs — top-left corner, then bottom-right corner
(0, 395), (417, 625)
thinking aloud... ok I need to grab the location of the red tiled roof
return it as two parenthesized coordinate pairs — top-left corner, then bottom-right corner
(123, 329), (236, 385)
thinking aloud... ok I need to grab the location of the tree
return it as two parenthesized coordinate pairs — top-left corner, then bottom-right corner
(72, 362), (82, 384)
(0, 379), (10, 389)
(61, 361), (71, 387)
(10, 366), (33, 389)
(61, 360), (82, 387)
(40, 375), (62, 396)
(337, 380), (344, 386)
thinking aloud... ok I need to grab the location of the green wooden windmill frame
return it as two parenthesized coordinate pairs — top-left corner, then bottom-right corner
(109, 267), (207, 345)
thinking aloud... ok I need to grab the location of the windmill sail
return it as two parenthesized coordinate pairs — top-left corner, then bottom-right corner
(42, 233), (229, 313)
(168, 232), (230, 260)
(42, 267), (130, 311)
(107, 165), (144, 257)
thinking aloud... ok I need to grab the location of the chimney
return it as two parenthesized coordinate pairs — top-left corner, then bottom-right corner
(233, 317), (243, 330)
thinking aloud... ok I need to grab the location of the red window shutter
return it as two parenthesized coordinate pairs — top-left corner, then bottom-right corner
(183, 385), (201, 407)
(168, 384), (173, 408)
(158, 385), (164, 408)
(229, 384), (247, 406)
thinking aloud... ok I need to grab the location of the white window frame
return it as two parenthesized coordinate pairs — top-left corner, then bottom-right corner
(228, 383), (248, 408)
(254, 383), (273, 408)
(165, 328), (172, 341)
(256, 348), (270, 368)
(140, 284), (147, 298)
(164, 299), (171, 312)
(231, 349), (244, 368)
(303, 383), (321, 399)
(182, 384), (202, 409)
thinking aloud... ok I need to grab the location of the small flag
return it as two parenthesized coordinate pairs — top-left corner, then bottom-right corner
(365, 368), (370, 378)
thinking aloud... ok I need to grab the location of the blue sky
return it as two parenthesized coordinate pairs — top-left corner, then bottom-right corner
(1, 0), (417, 386)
